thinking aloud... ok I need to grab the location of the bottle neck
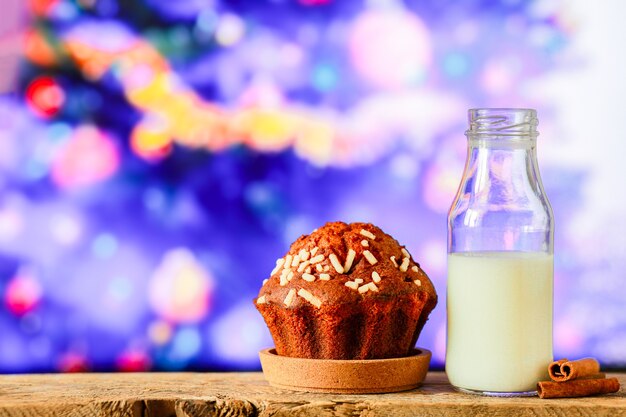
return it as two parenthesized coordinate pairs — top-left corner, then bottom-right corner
(447, 108), (553, 254)
(463, 141), (538, 193)
(464, 108), (541, 192)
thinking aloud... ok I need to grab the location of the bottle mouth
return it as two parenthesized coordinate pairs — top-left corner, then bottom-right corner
(466, 108), (538, 138)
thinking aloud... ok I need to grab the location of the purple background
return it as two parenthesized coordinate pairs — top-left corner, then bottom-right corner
(0, 0), (625, 372)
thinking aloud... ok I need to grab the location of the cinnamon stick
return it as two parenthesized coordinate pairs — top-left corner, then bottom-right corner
(537, 378), (620, 399)
(548, 357), (601, 382)
(548, 358), (568, 381)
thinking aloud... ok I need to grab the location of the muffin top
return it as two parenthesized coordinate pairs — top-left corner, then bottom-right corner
(256, 221), (437, 310)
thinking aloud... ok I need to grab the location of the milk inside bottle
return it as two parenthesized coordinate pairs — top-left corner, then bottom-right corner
(446, 251), (553, 393)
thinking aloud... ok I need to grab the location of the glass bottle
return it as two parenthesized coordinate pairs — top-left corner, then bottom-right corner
(446, 108), (554, 396)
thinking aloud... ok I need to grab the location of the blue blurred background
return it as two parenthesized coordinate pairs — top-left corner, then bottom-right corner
(0, 0), (625, 373)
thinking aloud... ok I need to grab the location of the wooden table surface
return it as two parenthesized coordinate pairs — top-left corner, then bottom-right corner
(0, 372), (624, 417)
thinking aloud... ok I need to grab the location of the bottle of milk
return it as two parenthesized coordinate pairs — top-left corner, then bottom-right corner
(446, 108), (554, 396)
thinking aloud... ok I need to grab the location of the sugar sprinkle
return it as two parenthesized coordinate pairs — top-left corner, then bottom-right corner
(309, 254), (324, 264)
(360, 229), (376, 240)
(284, 289), (296, 306)
(363, 250), (378, 265)
(271, 258), (285, 275)
(399, 257), (410, 272)
(344, 249), (356, 273)
(319, 273), (331, 281)
(358, 284), (370, 294)
(372, 271), (381, 283)
(345, 281), (359, 290)
(256, 295), (266, 304)
(329, 253), (344, 274)
(298, 288), (322, 308)
(297, 261), (310, 273)
(302, 273), (316, 282)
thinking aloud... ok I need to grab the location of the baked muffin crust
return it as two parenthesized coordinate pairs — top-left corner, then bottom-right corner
(255, 221), (437, 359)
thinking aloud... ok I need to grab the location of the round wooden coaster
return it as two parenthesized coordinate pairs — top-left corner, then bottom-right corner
(259, 347), (431, 394)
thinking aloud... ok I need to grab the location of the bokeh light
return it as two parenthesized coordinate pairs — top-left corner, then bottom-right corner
(50, 213), (83, 246)
(215, 13), (245, 47)
(348, 9), (431, 89)
(148, 249), (214, 324)
(50, 125), (120, 189)
(25, 76), (65, 118)
(116, 349), (151, 372)
(210, 302), (273, 367)
(4, 268), (43, 316)
(24, 30), (58, 67)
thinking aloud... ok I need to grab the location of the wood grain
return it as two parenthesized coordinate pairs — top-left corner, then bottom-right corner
(0, 372), (624, 417)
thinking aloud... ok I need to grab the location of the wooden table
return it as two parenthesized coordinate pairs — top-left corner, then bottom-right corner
(0, 372), (624, 416)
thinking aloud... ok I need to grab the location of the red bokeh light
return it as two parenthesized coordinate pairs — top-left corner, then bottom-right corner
(28, 0), (59, 16)
(25, 76), (65, 118)
(116, 350), (151, 372)
(58, 352), (90, 373)
(4, 273), (42, 316)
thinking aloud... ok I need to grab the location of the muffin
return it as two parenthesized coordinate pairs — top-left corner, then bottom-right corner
(255, 221), (437, 360)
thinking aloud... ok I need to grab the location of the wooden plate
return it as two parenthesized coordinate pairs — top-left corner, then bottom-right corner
(259, 347), (431, 394)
